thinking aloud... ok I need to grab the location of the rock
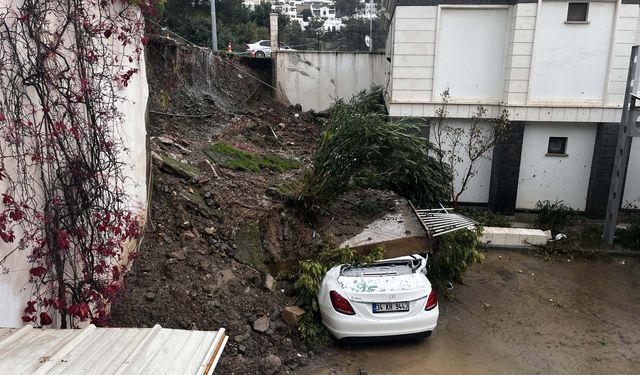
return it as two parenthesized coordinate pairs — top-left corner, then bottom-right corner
(144, 292), (155, 302)
(234, 332), (250, 343)
(159, 233), (173, 244)
(167, 251), (186, 261)
(263, 274), (275, 292)
(238, 344), (247, 355)
(199, 259), (211, 271)
(260, 354), (282, 375)
(358, 370), (368, 375)
(253, 316), (270, 333)
(182, 230), (196, 239)
(204, 227), (215, 235)
(282, 306), (305, 327)
(157, 136), (174, 145)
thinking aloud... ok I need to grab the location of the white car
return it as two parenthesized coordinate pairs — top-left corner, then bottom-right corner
(245, 40), (295, 58)
(318, 254), (439, 341)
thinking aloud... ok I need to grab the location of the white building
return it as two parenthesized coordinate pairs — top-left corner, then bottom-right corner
(352, 0), (380, 19)
(243, 0), (261, 10)
(380, 0), (640, 216)
(272, 0), (344, 31)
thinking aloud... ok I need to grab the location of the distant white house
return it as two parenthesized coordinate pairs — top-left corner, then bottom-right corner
(380, 0), (640, 216)
(271, 0), (345, 31)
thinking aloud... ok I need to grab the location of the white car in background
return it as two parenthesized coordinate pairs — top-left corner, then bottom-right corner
(318, 254), (439, 341)
(245, 40), (295, 58)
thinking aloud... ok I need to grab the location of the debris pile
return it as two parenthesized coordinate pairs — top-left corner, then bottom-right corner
(110, 37), (400, 374)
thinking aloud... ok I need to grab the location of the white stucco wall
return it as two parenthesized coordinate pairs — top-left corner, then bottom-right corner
(516, 122), (597, 210)
(529, 1), (615, 103)
(0, 15), (148, 328)
(434, 7), (509, 102)
(274, 51), (386, 112)
(430, 119), (494, 204)
(623, 138), (640, 208)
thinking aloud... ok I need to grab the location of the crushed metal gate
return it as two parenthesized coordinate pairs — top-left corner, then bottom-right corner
(409, 202), (478, 238)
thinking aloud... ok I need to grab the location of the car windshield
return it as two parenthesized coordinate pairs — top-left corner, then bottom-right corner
(340, 260), (418, 277)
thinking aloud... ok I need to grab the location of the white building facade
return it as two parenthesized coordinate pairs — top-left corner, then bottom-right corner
(381, 0), (640, 216)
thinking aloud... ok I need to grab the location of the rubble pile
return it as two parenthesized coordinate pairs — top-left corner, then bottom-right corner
(110, 37), (399, 374)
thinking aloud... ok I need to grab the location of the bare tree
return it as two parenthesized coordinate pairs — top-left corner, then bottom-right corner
(432, 90), (511, 206)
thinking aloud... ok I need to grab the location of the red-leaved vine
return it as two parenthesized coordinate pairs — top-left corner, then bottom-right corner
(0, 0), (152, 328)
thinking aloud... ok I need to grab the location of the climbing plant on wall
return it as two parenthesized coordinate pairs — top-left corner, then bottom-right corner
(0, 0), (151, 328)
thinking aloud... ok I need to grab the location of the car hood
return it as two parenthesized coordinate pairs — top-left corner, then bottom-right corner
(338, 273), (429, 303)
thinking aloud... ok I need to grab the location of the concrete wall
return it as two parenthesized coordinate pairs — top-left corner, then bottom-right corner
(516, 122), (597, 210)
(434, 7), (510, 102)
(385, 2), (640, 122)
(274, 51), (386, 112)
(0, 9), (148, 327)
(623, 138), (640, 208)
(529, 1), (615, 103)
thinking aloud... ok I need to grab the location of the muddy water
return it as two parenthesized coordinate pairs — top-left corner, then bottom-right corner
(300, 251), (640, 375)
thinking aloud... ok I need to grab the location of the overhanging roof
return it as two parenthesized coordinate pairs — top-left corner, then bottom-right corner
(0, 324), (228, 375)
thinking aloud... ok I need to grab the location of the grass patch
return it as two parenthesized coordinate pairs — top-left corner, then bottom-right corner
(206, 142), (301, 172)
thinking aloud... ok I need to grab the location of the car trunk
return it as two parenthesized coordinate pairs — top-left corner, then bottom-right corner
(337, 260), (430, 317)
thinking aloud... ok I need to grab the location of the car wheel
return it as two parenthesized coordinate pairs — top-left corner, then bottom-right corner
(256, 51), (265, 58)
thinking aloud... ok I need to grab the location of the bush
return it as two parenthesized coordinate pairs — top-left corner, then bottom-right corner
(300, 89), (451, 207)
(429, 228), (484, 290)
(615, 217), (640, 251)
(293, 246), (384, 345)
(534, 200), (575, 234)
(457, 208), (511, 228)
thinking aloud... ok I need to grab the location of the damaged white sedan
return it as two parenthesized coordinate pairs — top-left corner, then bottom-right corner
(318, 254), (438, 341)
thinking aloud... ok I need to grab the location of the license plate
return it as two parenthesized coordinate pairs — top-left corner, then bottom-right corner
(372, 302), (409, 313)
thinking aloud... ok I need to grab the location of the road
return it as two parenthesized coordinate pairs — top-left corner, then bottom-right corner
(300, 250), (640, 375)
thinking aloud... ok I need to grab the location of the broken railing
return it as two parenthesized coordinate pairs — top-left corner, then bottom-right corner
(409, 202), (478, 238)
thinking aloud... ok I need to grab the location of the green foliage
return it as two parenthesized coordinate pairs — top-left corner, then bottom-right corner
(158, 0), (271, 48)
(206, 142), (301, 172)
(335, 0), (362, 17)
(429, 228), (484, 289)
(154, 0), (385, 52)
(300, 89), (452, 207)
(534, 200), (575, 234)
(615, 216), (640, 250)
(457, 208), (511, 228)
(293, 246), (384, 345)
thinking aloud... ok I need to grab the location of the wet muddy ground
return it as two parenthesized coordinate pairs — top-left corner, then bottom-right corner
(301, 250), (640, 375)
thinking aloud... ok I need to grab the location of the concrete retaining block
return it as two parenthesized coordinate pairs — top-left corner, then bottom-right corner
(481, 227), (552, 247)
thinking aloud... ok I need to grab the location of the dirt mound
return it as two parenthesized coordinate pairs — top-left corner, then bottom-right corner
(109, 37), (398, 374)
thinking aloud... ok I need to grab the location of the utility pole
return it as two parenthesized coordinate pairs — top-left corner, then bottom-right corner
(369, 0), (373, 52)
(210, 0), (217, 51)
(603, 45), (640, 245)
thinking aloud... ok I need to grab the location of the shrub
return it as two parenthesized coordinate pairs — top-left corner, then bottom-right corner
(429, 228), (484, 290)
(457, 208), (511, 228)
(300, 89), (451, 207)
(615, 217), (640, 251)
(534, 200), (575, 234)
(293, 246), (384, 345)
